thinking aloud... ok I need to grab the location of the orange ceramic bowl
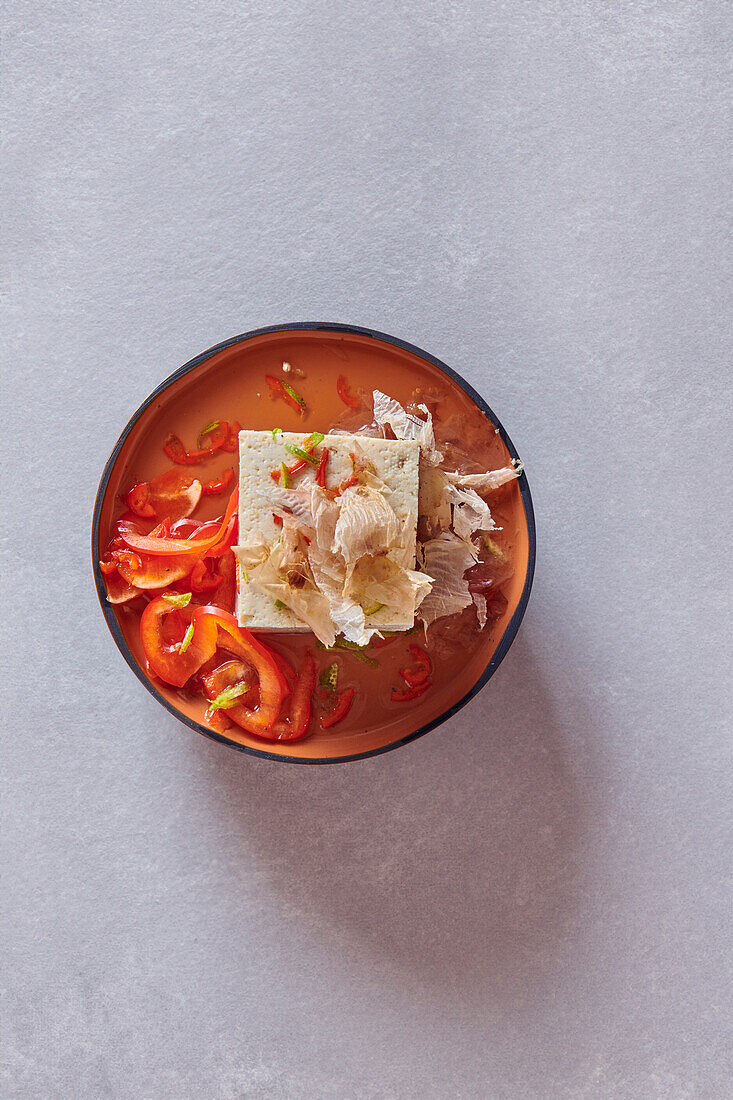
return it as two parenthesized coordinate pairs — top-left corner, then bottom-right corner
(92, 323), (535, 764)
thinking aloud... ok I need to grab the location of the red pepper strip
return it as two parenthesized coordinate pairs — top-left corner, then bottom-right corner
(265, 374), (306, 414)
(399, 644), (433, 687)
(337, 375), (360, 409)
(334, 475), (359, 497)
(269, 448), (316, 483)
(210, 550), (236, 614)
(141, 598), (219, 687)
(170, 517), (202, 537)
(146, 468), (202, 521)
(163, 422), (230, 465)
(273, 515), (283, 526)
(268, 653), (316, 741)
(202, 467), (235, 496)
(268, 649), (296, 695)
(193, 607), (288, 733)
(190, 558), (223, 594)
(315, 447), (329, 488)
(220, 420), (241, 452)
(125, 482), (156, 518)
(391, 679), (432, 703)
(99, 557), (118, 575)
(122, 488), (238, 556)
(320, 686), (355, 729)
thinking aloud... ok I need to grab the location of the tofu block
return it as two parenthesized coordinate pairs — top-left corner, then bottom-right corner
(237, 430), (420, 632)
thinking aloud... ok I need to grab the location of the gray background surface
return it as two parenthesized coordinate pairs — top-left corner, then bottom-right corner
(2, 2), (731, 1098)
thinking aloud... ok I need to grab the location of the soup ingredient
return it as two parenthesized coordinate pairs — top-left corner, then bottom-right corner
(268, 653), (317, 741)
(398, 645), (432, 687)
(337, 375), (360, 409)
(121, 488), (238, 557)
(141, 597), (219, 686)
(266, 374), (307, 414)
(391, 680), (432, 703)
(319, 663), (339, 692)
(416, 532), (477, 626)
(202, 467), (235, 496)
(320, 686), (355, 729)
(125, 482), (156, 518)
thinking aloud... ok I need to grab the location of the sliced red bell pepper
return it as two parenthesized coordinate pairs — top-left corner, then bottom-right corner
(190, 558), (223, 594)
(125, 482), (156, 518)
(391, 679), (432, 702)
(103, 570), (145, 604)
(193, 607), (289, 734)
(320, 686), (354, 729)
(336, 375), (360, 409)
(204, 550), (237, 614)
(146, 468), (202, 521)
(201, 467), (235, 496)
(268, 653), (316, 741)
(141, 597), (219, 687)
(149, 518), (171, 539)
(315, 447), (329, 488)
(122, 488), (238, 557)
(398, 645), (433, 687)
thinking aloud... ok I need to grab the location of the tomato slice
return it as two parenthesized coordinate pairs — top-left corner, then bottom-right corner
(114, 550), (194, 589)
(104, 570), (145, 604)
(125, 482), (156, 518)
(192, 607), (288, 733)
(146, 468), (203, 521)
(141, 598), (218, 687)
(122, 488), (238, 557)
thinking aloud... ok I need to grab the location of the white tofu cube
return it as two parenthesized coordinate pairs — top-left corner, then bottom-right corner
(237, 430), (420, 632)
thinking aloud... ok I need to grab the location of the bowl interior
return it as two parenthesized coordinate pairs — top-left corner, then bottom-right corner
(93, 325), (534, 763)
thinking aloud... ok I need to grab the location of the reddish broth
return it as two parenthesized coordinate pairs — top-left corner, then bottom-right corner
(96, 329), (530, 760)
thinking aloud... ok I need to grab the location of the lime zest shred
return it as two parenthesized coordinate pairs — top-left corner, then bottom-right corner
(282, 380), (306, 408)
(280, 462), (290, 488)
(284, 443), (319, 466)
(209, 683), (250, 711)
(274, 599), (286, 611)
(178, 622), (195, 654)
(271, 427), (283, 438)
(361, 602), (384, 617)
(319, 663), (338, 692)
(303, 431), (325, 449)
(162, 591), (192, 608)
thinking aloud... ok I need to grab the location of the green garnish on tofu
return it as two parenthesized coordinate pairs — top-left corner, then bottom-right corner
(285, 443), (319, 465)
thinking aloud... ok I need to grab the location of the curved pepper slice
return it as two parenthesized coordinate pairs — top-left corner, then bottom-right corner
(320, 686), (354, 729)
(398, 645), (433, 687)
(391, 679), (431, 702)
(121, 488), (238, 557)
(268, 653), (316, 741)
(141, 597), (219, 687)
(190, 558), (223, 594)
(201, 467), (235, 496)
(125, 482), (156, 518)
(336, 375), (360, 409)
(193, 607), (289, 734)
(114, 550), (194, 590)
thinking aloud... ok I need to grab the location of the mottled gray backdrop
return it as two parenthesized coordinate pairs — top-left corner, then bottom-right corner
(2, 2), (731, 1098)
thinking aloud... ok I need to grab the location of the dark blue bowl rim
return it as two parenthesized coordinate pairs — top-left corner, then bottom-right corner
(91, 322), (536, 765)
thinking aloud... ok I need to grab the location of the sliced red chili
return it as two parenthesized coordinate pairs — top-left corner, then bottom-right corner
(337, 375), (360, 409)
(265, 374), (306, 414)
(399, 645), (433, 687)
(202, 467), (235, 496)
(210, 550), (236, 613)
(196, 419), (229, 451)
(125, 482), (155, 518)
(391, 679), (432, 702)
(320, 686), (354, 729)
(190, 558), (223, 594)
(220, 420), (241, 452)
(334, 474), (359, 496)
(315, 447), (329, 488)
(164, 422), (230, 465)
